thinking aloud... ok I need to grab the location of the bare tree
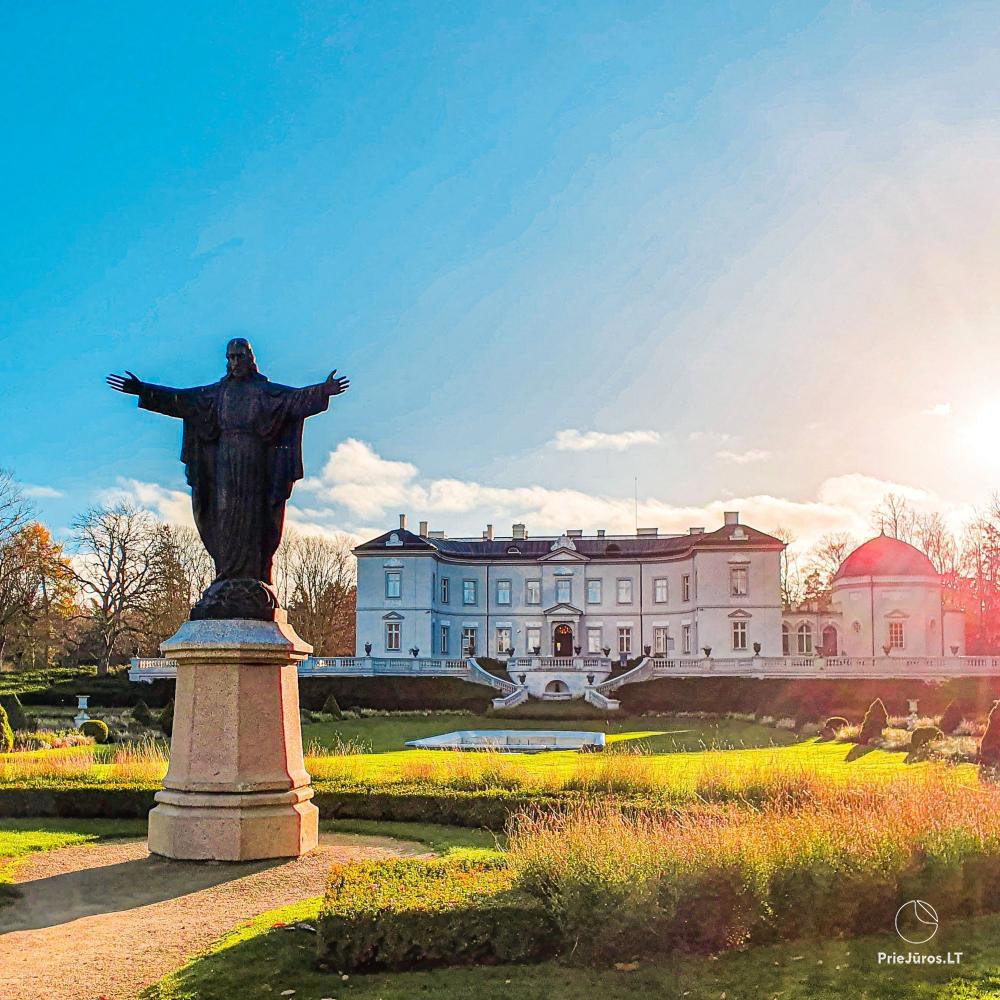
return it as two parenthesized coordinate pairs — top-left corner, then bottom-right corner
(871, 493), (917, 542)
(770, 526), (805, 607)
(167, 525), (214, 608)
(805, 532), (857, 590)
(282, 531), (357, 655)
(73, 502), (167, 675)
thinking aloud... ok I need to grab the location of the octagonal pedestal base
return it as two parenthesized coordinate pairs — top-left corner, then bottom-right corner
(148, 787), (318, 861)
(147, 615), (318, 862)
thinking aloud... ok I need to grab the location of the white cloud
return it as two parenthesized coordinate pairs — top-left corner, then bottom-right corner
(106, 442), (975, 564)
(715, 449), (772, 465)
(23, 484), (63, 499)
(297, 440), (969, 555)
(550, 429), (661, 452)
(924, 402), (952, 417)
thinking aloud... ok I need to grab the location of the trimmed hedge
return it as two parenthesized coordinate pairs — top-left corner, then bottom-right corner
(909, 726), (943, 755)
(80, 719), (110, 743)
(298, 677), (492, 712)
(859, 698), (889, 744)
(316, 854), (554, 972)
(980, 701), (1000, 766)
(0, 705), (12, 754)
(617, 676), (1000, 722)
(0, 695), (31, 732)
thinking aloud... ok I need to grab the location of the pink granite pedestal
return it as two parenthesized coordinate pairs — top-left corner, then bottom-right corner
(147, 613), (319, 861)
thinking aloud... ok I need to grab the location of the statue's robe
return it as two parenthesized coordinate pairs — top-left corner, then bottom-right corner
(137, 373), (329, 583)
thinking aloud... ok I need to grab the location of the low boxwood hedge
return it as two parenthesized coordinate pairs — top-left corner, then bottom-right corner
(316, 853), (554, 972)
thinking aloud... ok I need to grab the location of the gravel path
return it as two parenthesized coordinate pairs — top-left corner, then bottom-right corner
(0, 833), (429, 1000)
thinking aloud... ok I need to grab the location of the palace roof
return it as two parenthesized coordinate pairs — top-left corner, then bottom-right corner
(833, 534), (937, 581)
(355, 523), (784, 560)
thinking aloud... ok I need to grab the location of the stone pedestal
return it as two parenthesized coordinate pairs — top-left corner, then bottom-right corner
(147, 613), (319, 861)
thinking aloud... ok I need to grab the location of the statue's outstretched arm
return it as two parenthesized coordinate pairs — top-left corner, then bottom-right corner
(106, 371), (203, 418)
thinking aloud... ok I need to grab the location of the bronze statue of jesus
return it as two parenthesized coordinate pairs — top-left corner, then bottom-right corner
(107, 338), (350, 620)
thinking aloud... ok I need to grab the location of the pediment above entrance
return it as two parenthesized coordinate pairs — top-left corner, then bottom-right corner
(543, 602), (583, 618)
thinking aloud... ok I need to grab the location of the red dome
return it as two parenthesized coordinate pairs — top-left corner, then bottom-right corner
(833, 535), (937, 581)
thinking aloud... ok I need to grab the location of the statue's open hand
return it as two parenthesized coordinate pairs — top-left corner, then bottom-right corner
(324, 370), (350, 397)
(106, 371), (143, 395)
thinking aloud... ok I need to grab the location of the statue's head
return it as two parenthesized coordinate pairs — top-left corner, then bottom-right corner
(226, 338), (258, 380)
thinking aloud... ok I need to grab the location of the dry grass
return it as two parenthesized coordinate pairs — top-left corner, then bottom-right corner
(506, 772), (1000, 961)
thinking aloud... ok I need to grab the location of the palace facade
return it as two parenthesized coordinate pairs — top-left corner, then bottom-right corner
(355, 512), (787, 661)
(354, 515), (965, 665)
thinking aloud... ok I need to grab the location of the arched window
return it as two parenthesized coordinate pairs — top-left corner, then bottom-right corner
(781, 623), (791, 656)
(797, 623), (813, 655)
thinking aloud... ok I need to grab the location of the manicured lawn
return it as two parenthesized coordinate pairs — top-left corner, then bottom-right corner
(301, 713), (801, 754)
(143, 891), (1000, 1000)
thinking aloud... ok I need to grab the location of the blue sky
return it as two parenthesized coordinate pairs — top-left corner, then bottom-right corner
(2, 2), (999, 549)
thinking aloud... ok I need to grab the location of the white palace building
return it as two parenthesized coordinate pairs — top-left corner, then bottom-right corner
(349, 513), (969, 704)
(133, 512), (975, 709)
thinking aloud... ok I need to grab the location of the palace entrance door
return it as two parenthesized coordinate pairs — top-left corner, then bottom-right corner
(553, 623), (573, 657)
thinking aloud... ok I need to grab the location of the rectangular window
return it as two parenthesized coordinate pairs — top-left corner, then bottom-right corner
(461, 627), (477, 657)
(495, 626), (512, 654)
(730, 565), (749, 598)
(682, 574), (691, 602)
(889, 621), (904, 649)
(385, 570), (401, 599)
(555, 578), (571, 604)
(525, 579), (541, 605)
(654, 626), (669, 654)
(587, 627), (602, 654)
(440, 577), (450, 604)
(617, 626), (633, 654)
(439, 624), (450, 655)
(616, 578), (633, 604)
(653, 578), (668, 603)
(682, 624), (692, 654)
(586, 579), (602, 604)
(526, 626), (541, 653)
(462, 579), (477, 605)
(385, 621), (400, 651)
(496, 580), (512, 605)
(732, 620), (748, 650)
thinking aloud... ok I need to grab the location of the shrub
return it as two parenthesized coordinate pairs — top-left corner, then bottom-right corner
(980, 701), (1000, 766)
(821, 716), (849, 740)
(159, 699), (174, 738)
(939, 700), (965, 735)
(909, 726), (943, 755)
(858, 699), (889, 744)
(132, 700), (153, 727)
(321, 693), (342, 719)
(79, 720), (110, 744)
(0, 695), (30, 732)
(316, 854), (554, 972)
(0, 705), (12, 754)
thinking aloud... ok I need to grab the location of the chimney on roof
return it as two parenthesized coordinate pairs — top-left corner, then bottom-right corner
(637, 527), (658, 537)
(399, 513), (406, 530)
(597, 529), (606, 538)
(689, 526), (705, 535)
(484, 524), (494, 541)
(567, 529), (583, 538)
(428, 530), (445, 539)
(724, 511), (740, 526)
(512, 523), (526, 540)
(418, 520), (428, 538)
